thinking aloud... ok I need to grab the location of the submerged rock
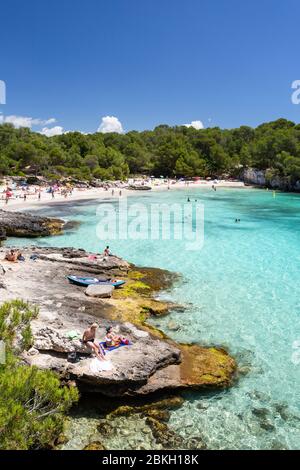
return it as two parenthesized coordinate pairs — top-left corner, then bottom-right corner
(83, 441), (106, 451)
(167, 321), (180, 331)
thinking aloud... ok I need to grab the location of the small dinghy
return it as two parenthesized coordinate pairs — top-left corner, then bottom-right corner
(67, 275), (125, 288)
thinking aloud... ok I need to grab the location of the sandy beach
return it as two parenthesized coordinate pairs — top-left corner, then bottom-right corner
(0, 179), (246, 212)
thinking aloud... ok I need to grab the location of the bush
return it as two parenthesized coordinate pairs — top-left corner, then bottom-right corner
(0, 301), (79, 450)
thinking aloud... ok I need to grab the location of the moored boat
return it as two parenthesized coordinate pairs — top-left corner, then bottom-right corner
(67, 275), (125, 288)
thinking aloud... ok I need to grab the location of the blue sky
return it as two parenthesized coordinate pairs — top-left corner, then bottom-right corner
(1, 0), (300, 135)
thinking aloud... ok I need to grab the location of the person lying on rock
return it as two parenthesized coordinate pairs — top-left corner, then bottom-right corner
(5, 249), (20, 263)
(82, 323), (106, 361)
(104, 326), (129, 348)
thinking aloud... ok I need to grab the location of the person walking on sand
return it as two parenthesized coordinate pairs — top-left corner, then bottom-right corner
(82, 323), (106, 361)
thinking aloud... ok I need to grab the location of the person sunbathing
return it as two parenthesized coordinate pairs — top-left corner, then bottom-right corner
(82, 323), (106, 361)
(105, 326), (128, 348)
(5, 249), (19, 262)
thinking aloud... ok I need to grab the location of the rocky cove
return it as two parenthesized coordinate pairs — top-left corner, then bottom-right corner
(0, 209), (237, 450)
(242, 168), (300, 191)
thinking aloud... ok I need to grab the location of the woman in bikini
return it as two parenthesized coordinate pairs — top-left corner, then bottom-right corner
(105, 326), (128, 348)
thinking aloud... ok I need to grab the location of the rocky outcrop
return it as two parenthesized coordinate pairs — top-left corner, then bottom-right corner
(242, 167), (300, 191)
(0, 227), (6, 242)
(128, 185), (152, 191)
(0, 209), (64, 238)
(85, 285), (114, 298)
(36, 248), (130, 273)
(242, 168), (266, 186)
(0, 246), (236, 396)
(25, 323), (181, 396)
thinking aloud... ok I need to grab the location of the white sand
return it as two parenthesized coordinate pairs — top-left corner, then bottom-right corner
(0, 179), (246, 212)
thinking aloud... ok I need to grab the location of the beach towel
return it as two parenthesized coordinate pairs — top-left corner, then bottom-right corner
(90, 358), (113, 374)
(99, 341), (132, 352)
(66, 330), (81, 340)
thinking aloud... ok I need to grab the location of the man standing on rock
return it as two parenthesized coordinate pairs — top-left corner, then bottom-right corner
(82, 323), (106, 361)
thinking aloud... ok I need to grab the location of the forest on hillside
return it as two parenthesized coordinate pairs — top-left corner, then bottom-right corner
(1, 118), (300, 183)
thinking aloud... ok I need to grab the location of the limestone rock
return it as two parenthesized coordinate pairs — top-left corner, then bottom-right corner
(85, 284), (114, 298)
(0, 245), (236, 397)
(0, 209), (64, 237)
(33, 327), (88, 354)
(26, 324), (182, 396)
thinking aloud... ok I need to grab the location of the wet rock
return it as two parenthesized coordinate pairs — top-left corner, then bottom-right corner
(252, 408), (270, 419)
(85, 285), (114, 298)
(270, 439), (288, 450)
(167, 321), (180, 331)
(196, 402), (209, 410)
(83, 441), (106, 451)
(144, 409), (171, 422)
(238, 365), (252, 376)
(259, 420), (275, 432)
(108, 396), (184, 419)
(63, 220), (81, 231)
(145, 417), (205, 450)
(273, 403), (290, 421)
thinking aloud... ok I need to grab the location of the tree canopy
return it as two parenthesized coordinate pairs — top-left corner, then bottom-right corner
(1, 118), (300, 183)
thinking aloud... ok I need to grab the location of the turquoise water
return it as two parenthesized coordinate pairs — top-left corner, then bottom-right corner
(8, 188), (300, 449)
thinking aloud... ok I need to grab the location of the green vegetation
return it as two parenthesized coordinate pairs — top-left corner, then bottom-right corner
(1, 118), (300, 182)
(0, 300), (78, 450)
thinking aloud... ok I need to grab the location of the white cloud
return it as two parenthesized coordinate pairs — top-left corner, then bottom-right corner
(4, 115), (57, 129)
(40, 126), (64, 137)
(98, 115), (124, 134)
(184, 120), (204, 130)
(4, 115), (36, 128)
(44, 117), (56, 125)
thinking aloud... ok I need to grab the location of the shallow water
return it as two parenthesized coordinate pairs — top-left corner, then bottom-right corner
(8, 188), (300, 449)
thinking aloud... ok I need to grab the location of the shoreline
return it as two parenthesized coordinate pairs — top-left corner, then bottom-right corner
(0, 245), (236, 396)
(0, 180), (248, 212)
